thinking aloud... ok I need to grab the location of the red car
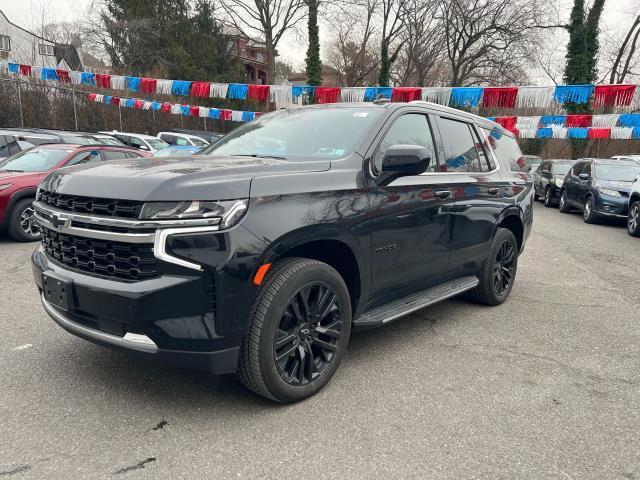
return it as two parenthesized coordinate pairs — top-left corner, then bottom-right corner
(0, 144), (149, 241)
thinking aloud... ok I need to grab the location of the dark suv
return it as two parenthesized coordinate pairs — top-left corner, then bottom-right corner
(559, 158), (640, 223)
(31, 102), (533, 402)
(534, 159), (575, 207)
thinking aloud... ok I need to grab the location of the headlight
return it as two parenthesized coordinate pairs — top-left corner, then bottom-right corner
(0, 183), (13, 192)
(597, 188), (621, 197)
(140, 199), (248, 227)
(554, 178), (564, 188)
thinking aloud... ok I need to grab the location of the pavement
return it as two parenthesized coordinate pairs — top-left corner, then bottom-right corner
(1, 202), (639, 479)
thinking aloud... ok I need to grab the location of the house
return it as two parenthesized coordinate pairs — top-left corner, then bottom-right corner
(0, 10), (82, 70)
(223, 24), (273, 85)
(286, 65), (341, 87)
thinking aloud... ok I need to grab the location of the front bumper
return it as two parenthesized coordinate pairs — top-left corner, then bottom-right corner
(594, 195), (629, 218)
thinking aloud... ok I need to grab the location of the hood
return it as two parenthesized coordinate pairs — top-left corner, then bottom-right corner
(39, 155), (331, 201)
(595, 179), (634, 193)
(0, 170), (48, 186)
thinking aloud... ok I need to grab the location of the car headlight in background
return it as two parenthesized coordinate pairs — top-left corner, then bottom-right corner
(139, 199), (248, 228)
(596, 188), (621, 197)
(554, 178), (564, 188)
(0, 184), (13, 192)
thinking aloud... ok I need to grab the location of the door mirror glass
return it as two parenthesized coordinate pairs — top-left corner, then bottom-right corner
(578, 173), (590, 180)
(139, 145), (150, 151)
(381, 144), (431, 177)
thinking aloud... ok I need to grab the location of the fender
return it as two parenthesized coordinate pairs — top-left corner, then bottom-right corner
(1, 188), (37, 227)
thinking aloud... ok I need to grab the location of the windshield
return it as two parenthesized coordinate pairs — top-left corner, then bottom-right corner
(552, 162), (573, 175)
(62, 135), (99, 144)
(202, 108), (383, 160)
(0, 148), (71, 172)
(148, 138), (169, 150)
(154, 148), (197, 157)
(595, 164), (640, 182)
(97, 136), (124, 146)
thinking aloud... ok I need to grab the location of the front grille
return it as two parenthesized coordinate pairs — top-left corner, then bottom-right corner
(42, 227), (158, 280)
(38, 190), (142, 218)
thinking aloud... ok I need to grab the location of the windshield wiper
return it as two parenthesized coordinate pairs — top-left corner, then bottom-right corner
(2, 169), (24, 172)
(232, 154), (288, 160)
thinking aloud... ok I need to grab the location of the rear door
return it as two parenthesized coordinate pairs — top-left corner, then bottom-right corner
(434, 118), (509, 273)
(575, 162), (592, 206)
(564, 161), (585, 207)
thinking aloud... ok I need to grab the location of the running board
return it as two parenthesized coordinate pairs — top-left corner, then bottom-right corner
(353, 276), (479, 329)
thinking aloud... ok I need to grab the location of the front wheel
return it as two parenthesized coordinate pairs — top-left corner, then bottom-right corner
(8, 198), (42, 242)
(469, 228), (518, 306)
(583, 196), (598, 224)
(236, 258), (351, 403)
(543, 188), (554, 208)
(559, 191), (571, 213)
(628, 201), (640, 237)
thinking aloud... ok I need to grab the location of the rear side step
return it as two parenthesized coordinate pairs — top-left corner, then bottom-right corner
(352, 276), (479, 329)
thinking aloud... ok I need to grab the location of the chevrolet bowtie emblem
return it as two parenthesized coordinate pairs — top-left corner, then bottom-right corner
(50, 213), (71, 229)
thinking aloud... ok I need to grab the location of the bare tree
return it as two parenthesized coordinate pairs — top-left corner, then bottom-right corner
(377, 0), (408, 86)
(324, 0), (379, 86)
(435, 0), (547, 86)
(605, 13), (640, 83)
(219, 0), (307, 81)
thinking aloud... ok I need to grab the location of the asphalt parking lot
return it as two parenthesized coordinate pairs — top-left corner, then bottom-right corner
(1, 202), (639, 479)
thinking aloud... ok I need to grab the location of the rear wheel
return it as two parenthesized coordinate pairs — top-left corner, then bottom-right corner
(628, 201), (640, 237)
(543, 188), (554, 208)
(236, 258), (351, 403)
(559, 190), (571, 213)
(583, 196), (598, 224)
(469, 228), (518, 306)
(8, 198), (41, 242)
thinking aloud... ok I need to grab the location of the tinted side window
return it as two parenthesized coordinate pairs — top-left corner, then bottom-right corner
(374, 114), (437, 173)
(0, 136), (9, 157)
(114, 135), (131, 146)
(572, 162), (585, 176)
(482, 127), (524, 172)
(175, 137), (189, 146)
(66, 150), (101, 166)
(161, 134), (177, 145)
(470, 127), (494, 172)
(582, 163), (592, 177)
(103, 150), (129, 161)
(438, 117), (481, 172)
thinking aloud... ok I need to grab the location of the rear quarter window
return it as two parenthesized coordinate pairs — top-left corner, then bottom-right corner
(481, 127), (524, 172)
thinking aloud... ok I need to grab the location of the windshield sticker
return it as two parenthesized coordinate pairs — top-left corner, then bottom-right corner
(353, 112), (369, 118)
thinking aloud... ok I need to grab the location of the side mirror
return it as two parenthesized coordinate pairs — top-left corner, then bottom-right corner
(378, 144), (431, 185)
(578, 173), (590, 180)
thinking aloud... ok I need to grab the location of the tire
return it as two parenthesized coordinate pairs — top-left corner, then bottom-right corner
(559, 190), (571, 213)
(628, 201), (640, 237)
(534, 191), (540, 201)
(543, 188), (554, 208)
(236, 257), (351, 403)
(7, 198), (41, 242)
(583, 196), (598, 224)
(468, 228), (518, 306)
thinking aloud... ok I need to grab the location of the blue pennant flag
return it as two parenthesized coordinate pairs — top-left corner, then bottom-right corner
(180, 105), (190, 116)
(537, 128), (553, 139)
(363, 87), (392, 101)
(104, 95), (112, 105)
(81, 72), (96, 86)
(228, 84), (249, 100)
(540, 115), (566, 127)
(151, 102), (161, 111)
(8, 62), (19, 74)
(554, 85), (594, 104)
(41, 67), (59, 81)
(208, 108), (220, 119)
(242, 111), (255, 122)
(567, 127), (588, 139)
(124, 98), (135, 108)
(450, 88), (483, 108)
(171, 80), (191, 96)
(292, 85), (317, 99)
(618, 114), (640, 128)
(126, 76), (141, 92)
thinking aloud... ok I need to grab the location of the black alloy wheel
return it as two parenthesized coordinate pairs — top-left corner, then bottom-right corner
(628, 201), (640, 237)
(493, 240), (515, 297)
(583, 196), (597, 224)
(273, 282), (343, 385)
(544, 188), (553, 207)
(8, 198), (42, 242)
(559, 191), (570, 213)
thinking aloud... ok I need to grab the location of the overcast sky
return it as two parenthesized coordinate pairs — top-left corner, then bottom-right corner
(1, 0), (637, 77)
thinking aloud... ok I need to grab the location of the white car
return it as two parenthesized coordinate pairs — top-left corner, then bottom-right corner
(98, 131), (169, 153)
(628, 174), (640, 237)
(157, 132), (209, 147)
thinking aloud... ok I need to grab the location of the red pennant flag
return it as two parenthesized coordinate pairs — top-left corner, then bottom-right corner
(134, 99), (145, 109)
(588, 128), (611, 139)
(87, 93), (97, 102)
(494, 116), (518, 130)
(56, 69), (70, 83)
(315, 87), (341, 104)
(161, 102), (172, 113)
(391, 87), (421, 102)
(189, 106), (200, 117)
(220, 109), (232, 121)
(482, 87), (519, 108)
(190, 82), (211, 98)
(248, 84), (271, 102)
(96, 74), (111, 88)
(111, 96), (120, 106)
(566, 115), (592, 128)
(593, 85), (637, 107)
(140, 78), (157, 94)
(19, 64), (31, 76)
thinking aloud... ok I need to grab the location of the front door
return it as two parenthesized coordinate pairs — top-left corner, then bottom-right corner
(368, 111), (454, 300)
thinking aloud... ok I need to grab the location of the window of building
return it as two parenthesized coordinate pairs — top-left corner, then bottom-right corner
(0, 35), (10, 51)
(39, 44), (55, 56)
(256, 52), (264, 62)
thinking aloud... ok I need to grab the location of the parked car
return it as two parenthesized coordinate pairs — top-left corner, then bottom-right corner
(611, 155), (640, 162)
(627, 174), (640, 237)
(153, 146), (202, 157)
(169, 128), (223, 144)
(157, 131), (209, 147)
(98, 131), (169, 153)
(32, 102), (533, 402)
(523, 155), (542, 173)
(91, 134), (126, 146)
(559, 158), (640, 223)
(0, 129), (93, 159)
(0, 144), (149, 242)
(533, 159), (575, 207)
(6, 128), (102, 145)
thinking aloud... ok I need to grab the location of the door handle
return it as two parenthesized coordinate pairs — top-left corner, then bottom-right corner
(487, 187), (501, 195)
(434, 190), (452, 200)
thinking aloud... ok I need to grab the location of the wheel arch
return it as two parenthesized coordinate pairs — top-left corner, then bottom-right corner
(2, 188), (37, 226)
(496, 207), (524, 252)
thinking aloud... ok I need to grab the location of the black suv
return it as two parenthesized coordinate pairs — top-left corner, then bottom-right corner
(31, 103), (533, 402)
(534, 159), (575, 207)
(559, 158), (640, 223)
